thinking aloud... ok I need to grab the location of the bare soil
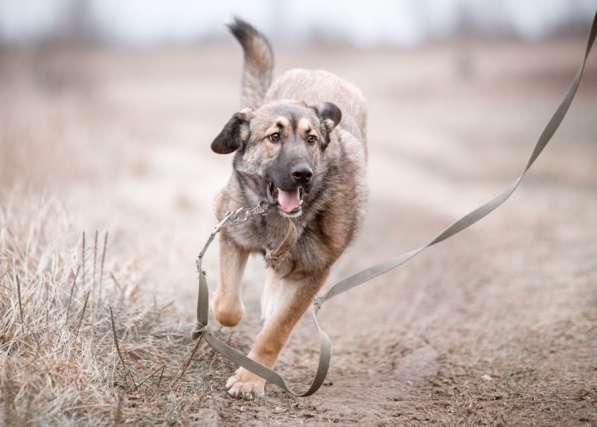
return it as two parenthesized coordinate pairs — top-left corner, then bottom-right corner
(1, 40), (596, 425)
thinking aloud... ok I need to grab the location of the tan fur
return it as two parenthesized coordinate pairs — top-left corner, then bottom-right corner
(211, 235), (248, 327)
(211, 19), (368, 399)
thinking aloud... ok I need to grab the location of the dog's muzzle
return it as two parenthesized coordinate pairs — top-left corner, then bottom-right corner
(266, 181), (305, 218)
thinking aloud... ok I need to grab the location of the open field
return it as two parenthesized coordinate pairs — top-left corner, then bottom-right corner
(1, 39), (597, 425)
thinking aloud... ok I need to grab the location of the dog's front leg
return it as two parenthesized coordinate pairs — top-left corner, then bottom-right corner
(212, 234), (249, 327)
(226, 269), (329, 399)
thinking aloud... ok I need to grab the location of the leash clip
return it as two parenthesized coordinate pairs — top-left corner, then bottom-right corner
(191, 322), (207, 340)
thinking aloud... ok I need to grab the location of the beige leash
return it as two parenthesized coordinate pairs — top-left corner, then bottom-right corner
(192, 12), (597, 397)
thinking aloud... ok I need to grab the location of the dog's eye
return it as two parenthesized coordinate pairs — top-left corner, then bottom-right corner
(269, 132), (281, 143)
(307, 135), (318, 144)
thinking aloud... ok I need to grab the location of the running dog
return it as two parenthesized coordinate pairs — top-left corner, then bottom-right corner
(210, 18), (368, 399)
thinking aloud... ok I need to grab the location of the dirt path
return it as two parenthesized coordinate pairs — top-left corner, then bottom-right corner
(2, 41), (596, 425)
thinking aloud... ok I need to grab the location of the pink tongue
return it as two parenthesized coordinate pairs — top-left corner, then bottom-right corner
(277, 189), (300, 213)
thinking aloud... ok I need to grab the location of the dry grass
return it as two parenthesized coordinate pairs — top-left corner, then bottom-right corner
(0, 192), (242, 426)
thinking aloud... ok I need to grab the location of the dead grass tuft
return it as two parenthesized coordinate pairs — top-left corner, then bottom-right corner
(0, 193), (241, 425)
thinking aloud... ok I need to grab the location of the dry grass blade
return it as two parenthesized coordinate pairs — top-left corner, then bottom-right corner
(92, 230), (99, 320)
(156, 365), (166, 388)
(73, 290), (90, 340)
(172, 334), (204, 387)
(93, 230), (98, 286)
(98, 231), (109, 308)
(81, 231), (86, 288)
(64, 265), (81, 328)
(13, 267), (25, 330)
(136, 364), (167, 389)
(110, 272), (123, 293)
(109, 306), (137, 389)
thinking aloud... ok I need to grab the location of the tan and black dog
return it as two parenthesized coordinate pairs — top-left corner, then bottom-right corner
(210, 18), (368, 399)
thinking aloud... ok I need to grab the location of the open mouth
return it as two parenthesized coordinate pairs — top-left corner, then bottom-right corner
(267, 181), (304, 218)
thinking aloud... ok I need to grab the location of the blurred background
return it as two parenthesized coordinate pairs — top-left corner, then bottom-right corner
(1, 0), (596, 46)
(1, 1), (596, 423)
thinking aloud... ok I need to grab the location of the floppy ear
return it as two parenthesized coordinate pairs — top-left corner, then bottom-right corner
(313, 102), (342, 148)
(316, 102), (342, 130)
(211, 110), (252, 154)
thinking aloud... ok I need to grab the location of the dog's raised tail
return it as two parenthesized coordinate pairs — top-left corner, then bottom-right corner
(228, 17), (274, 110)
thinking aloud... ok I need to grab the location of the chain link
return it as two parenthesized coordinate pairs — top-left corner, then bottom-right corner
(225, 200), (269, 225)
(197, 200), (269, 260)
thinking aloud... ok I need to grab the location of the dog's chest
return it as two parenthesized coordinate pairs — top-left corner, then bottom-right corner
(228, 214), (301, 253)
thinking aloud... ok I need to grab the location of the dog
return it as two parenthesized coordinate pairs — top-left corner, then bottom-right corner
(210, 18), (368, 399)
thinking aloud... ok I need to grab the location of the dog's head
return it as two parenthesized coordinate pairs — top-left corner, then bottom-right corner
(211, 100), (341, 218)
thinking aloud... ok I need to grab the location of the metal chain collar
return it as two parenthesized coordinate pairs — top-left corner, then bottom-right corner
(225, 200), (269, 225)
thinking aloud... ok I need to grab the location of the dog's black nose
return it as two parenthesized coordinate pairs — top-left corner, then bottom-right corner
(291, 165), (313, 185)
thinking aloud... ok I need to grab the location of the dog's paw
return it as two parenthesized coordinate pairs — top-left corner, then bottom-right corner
(225, 368), (265, 400)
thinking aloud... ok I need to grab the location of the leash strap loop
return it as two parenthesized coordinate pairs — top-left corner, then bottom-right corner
(194, 12), (596, 397)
